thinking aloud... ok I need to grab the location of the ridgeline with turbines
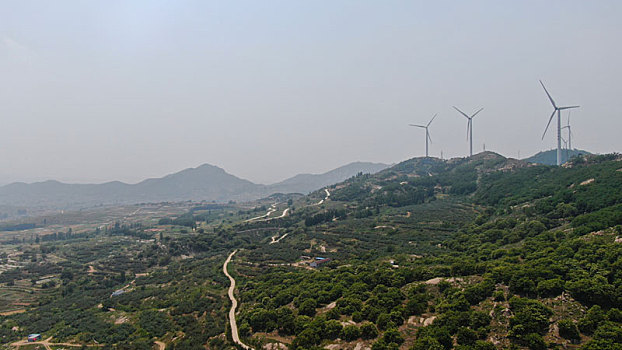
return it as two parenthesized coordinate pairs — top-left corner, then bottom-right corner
(407, 81), (581, 166)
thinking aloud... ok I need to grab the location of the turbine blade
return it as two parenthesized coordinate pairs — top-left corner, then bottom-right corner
(409, 124), (426, 128)
(427, 131), (433, 144)
(542, 110), (556, 140)
(471, 107), (484, 118)
(559, 106), (580, 110)
(466, 119), (471, 140)
(427, 114), (437, 127)
(453, 106), (470, 119)
(540, 80), (557, 108)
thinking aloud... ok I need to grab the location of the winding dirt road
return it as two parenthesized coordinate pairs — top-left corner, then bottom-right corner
(317, 188), (331, 205)
(11, 336), (103, 349)
(269, 233), (289, 244)
(223, 251), (252, 350)
(244, 204), (277, 223)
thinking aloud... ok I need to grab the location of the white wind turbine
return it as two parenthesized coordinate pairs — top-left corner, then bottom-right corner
(561, 111), (573, 151)
(453, 106), (484, 157)
(409, 114), (436, 158)
(540, 80), (580, 166)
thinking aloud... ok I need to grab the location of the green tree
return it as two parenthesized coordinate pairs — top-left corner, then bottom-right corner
(291, 328), (320, 349)
(277, 307), (295, 335)
(508, 297), (552, 337)
(558, 319), (580, 342)
(410, 336), (444, 350)
(376, 313), (392, 331)
(524, 333), (546, 350)
(360, 322), (379, 340)
(382, 328), (404, 345)
(324, 320), (343, 340)
(578, 305), (606, 335)
(138, 310), (172, 338)
(342, 325), (361, 341)
(298, 299), (317, 317)
(456, 327), (478, 346)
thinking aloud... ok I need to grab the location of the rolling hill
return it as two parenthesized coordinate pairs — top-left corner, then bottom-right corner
(267, 161), (390, 195)
(524, 148), (591, 165)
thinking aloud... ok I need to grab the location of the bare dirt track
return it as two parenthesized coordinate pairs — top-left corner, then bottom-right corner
(223, 251), (252, 350)
(11, 336), (103, 349)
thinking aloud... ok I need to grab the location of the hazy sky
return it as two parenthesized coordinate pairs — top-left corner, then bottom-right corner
(1, 1), (621, 185)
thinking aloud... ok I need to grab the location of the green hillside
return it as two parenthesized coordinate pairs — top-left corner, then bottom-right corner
(231, 152), (622, 350)
(2, 152), (622, 350)
(525, 149), (592, 166)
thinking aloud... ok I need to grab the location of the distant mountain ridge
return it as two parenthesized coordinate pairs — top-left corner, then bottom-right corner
(0, 162), (389, 209)
(267, 162), (390, 195)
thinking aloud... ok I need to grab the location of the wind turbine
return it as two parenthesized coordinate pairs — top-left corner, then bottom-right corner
(409, 114), (436, 157)
(453, 106), (483, 157)
(561, 136), (569, 163)
(539, 80), (579, 166)
(561, 111), (573, 150)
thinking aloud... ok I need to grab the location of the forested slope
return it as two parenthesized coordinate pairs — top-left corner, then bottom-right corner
(2, 152), (621, 350)
(233, 153), (622, 350)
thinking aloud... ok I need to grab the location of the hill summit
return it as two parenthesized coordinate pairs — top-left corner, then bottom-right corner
(525, 148), (591, 165)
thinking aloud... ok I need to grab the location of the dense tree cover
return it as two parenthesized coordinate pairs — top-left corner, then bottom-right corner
(304, 209), (347, 226)
(0, 227), (229, 348)
(233, 155), (622, 349)
(328, 156), (488, 208)
(237, 264), (426, 349)
(475, 155), (622, 216)
(4, 153), (622, 349)
(0, 222), (36, 231)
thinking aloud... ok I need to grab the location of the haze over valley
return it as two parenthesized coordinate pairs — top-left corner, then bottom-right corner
(0, 162), (389, 209)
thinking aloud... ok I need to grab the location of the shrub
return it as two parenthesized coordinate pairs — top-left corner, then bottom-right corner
(558, 319), (580, 342)
(524, 333), (547, 350)
(456, 327), (478, 345)
(360, 322), (379, 340)
(342, 325), (361, 341)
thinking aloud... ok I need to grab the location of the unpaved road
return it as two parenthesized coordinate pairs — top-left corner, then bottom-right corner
(244, 204), (277, 223)
(257, 207), (290, 223)
(11, 336), (103, 349)
(269, 233), (289, 244)
(0, 309), (25, 316)
(317, 188), (331, 205)
(277, 208), (290, 218)
(223, 251), (251, 350)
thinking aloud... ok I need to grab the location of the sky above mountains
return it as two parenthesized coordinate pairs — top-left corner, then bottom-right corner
(1, 1), (621, 185)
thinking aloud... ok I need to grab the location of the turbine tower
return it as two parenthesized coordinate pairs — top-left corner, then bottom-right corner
(539, 80), (580, 166)
(561, 136), (569, 163)
(453, 106), (483, 157)
(561, 111), (573, 150)
(409, 114), (436, 157)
